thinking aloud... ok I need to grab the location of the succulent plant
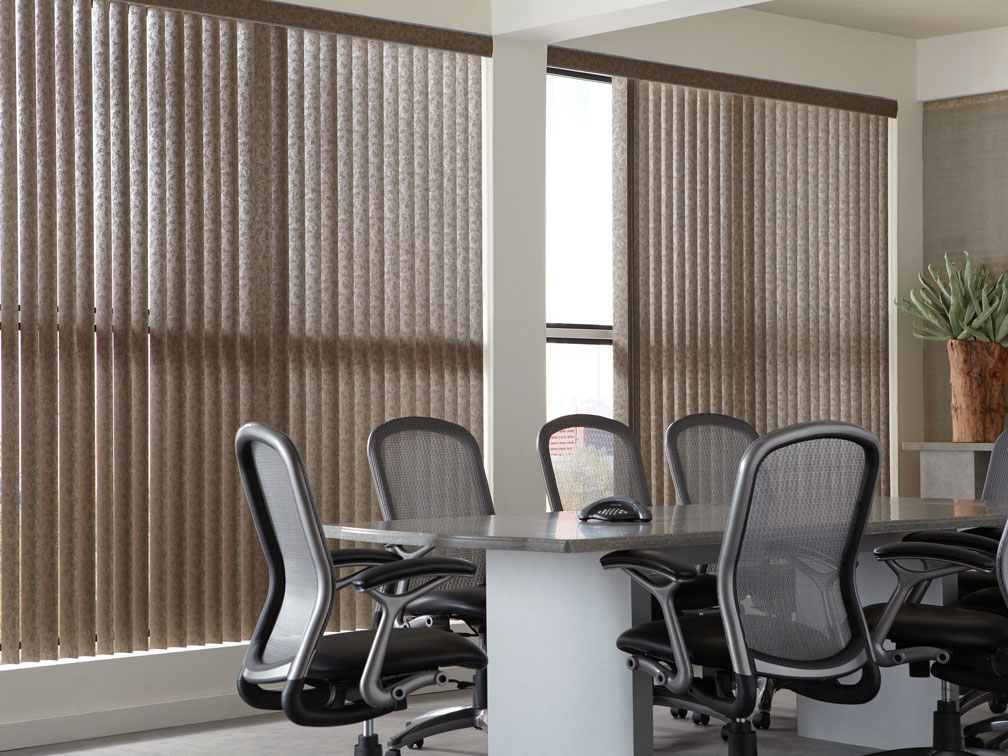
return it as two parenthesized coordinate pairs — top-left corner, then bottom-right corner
(896, 252), (1008, 346)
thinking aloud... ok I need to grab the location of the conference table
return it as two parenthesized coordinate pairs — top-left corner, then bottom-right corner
(325, 497), (1008, 756)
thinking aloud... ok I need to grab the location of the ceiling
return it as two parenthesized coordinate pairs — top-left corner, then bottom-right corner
(753, 0), (1008, 39)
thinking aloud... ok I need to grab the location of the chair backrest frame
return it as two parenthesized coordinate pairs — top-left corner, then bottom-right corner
(716, 421), (881, 684)
(368, 416), (493, 586)
(665, 412), (759, 508)
(236, 422), (334, 686)
(368, 416), (494, 521)
(537, 413), (650, 513)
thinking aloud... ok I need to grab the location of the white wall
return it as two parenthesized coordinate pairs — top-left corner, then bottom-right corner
(918, 26), (1008, 102)
(558, 8), (924, 495)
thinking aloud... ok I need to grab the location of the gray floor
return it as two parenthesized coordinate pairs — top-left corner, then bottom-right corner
(11, 689), (879, 756)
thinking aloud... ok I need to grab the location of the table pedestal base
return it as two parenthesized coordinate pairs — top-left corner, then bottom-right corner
(486, 549), (653, 756)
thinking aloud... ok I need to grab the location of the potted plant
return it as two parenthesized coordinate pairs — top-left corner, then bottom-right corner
(897, 252), (1008, 442)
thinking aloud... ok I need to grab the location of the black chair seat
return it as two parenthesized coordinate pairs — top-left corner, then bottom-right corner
(864, 602), (1008, 652)
(959, 569), (998, 599)
(957, 586), (1008, 617)
(310, 627), (487, 681)
(616, 613), (731, 670)
(406, 587), (486, 622)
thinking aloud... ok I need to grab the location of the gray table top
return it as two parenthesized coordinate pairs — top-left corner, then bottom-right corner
(323, 496), (1008, 554)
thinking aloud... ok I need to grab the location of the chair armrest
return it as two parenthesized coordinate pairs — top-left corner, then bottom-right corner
(600, 549), (695, 694)
(355, 556), (478, 710)
(870, 540), (992, 669)
(329, 548), (401, 569)
(599, 549), (699, 581)
(352, 556), (477, 592)
(874, 542), (995, 572)
(902, 530), (998, 555)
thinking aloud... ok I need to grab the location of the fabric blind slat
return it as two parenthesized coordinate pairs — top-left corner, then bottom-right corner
(18, 0), (41, 663)
(36, 0), (60, 662)
(0, 0), (18, 668)
(109, 0), (131, 652)
(183, 13), (205, 645)
(218, 19), (241, 644)
(92, 0), (113, 658)
(56, 0), (77, 660)
(72, 0), (97, 657)
(615, 78), (890, 501)
(146, 8), (167, 650)
(128, 3), (150, 653)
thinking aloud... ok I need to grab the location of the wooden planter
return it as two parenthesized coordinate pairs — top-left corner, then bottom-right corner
(948, 339), (1008, 442)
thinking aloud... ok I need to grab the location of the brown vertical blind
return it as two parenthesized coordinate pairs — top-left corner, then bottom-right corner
(0, 0), (483, 663)
(613, 78), (889, 506)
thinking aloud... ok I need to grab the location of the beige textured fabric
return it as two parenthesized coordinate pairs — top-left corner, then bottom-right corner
(0, 1), (482, 663)
(614, 78), (889, 507)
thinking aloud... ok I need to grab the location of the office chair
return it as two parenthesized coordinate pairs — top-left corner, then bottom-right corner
(953, 428), (1008, 599)
(537, 413), (650, 511)
(537, 413), (750, 730)
(601, 421), (885, 756)
(234, 422), (487, 756)
(665, 412), (759, 505)
(900, 429), (1008, 724)
(665, 413), (765, 724)
(537, 413), (722, 611)
(863, 523), (1008, 754)
(367, 417), (492, 753)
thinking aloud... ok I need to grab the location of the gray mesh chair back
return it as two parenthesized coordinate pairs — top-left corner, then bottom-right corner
(983, 428), (1008, 502)
(236, 422), (333, 685)
(537, 414), (650, 513)
(718, 421), (881, 682)
(368, 417), (493, 586)
(665, 413), (758, 507)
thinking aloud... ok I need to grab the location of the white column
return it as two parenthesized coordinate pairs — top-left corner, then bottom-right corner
(484, 37), (549, 515)
(486, 549), (653, 755)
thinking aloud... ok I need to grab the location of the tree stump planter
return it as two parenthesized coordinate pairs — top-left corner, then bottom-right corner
(948, 339), (1008, 442)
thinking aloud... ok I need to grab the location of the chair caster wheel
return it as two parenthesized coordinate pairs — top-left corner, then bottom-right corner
(408, 741), (424, 750)
(385, 751), (400, 756)
(671, 708), (688, 719)
(692, 713), (710, 726)
(751, 712), (770, 730)
(991, 699), (1008, 714)
(721, 724), (730, 741)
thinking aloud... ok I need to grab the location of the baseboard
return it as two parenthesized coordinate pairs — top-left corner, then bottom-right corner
(0, 692), (269, 752)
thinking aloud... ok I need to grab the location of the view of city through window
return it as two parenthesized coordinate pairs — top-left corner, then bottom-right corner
(545, 72), (614, 424)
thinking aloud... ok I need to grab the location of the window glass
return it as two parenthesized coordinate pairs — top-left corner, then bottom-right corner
(545, 74), (613, 326)
(546, 342), (614, 419)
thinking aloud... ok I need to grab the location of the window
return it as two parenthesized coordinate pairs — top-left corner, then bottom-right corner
(613, 77), (891, 502)
(545, 70), (614, 420)
(0, 0), (485, 663)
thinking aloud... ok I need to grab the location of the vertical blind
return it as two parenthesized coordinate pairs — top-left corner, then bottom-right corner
(0, 0), (483, 663)
(613, 78), (889, 507)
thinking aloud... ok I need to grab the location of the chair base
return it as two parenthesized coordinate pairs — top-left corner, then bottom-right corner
(354, 733), (382, 756)
(385, 705), (487, 753)
(726, 720), (757, 756)
(965, 713), (1008, 744)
